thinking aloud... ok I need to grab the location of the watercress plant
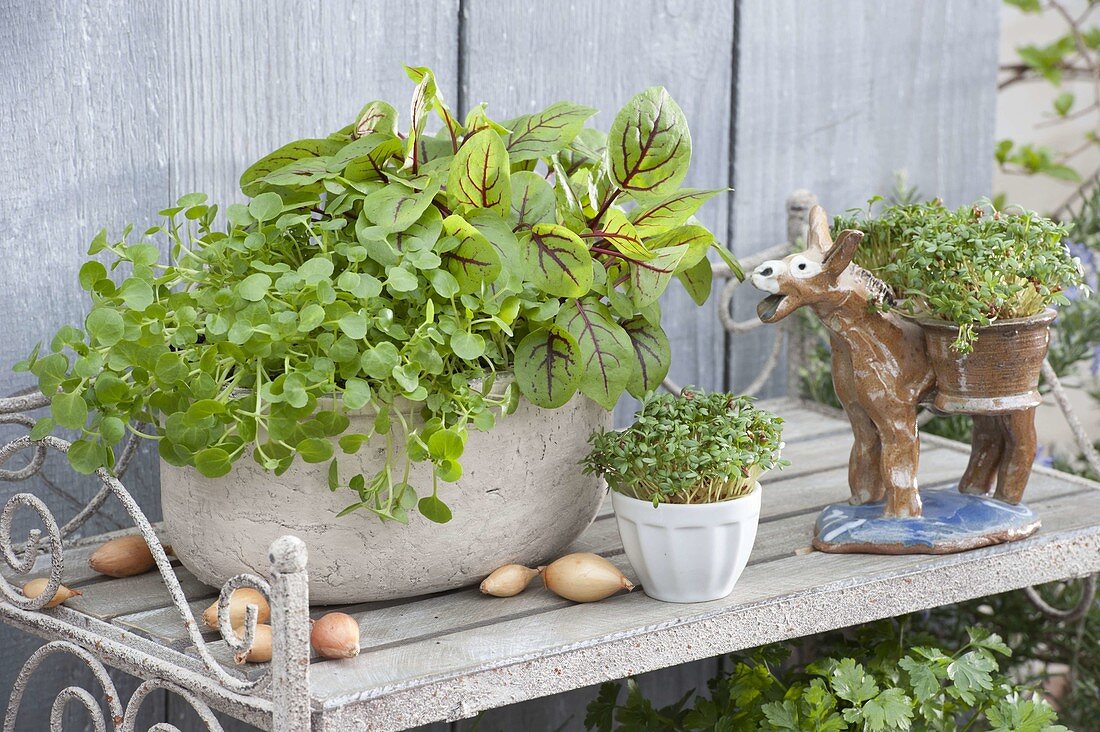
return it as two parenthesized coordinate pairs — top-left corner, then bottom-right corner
(16, 66), (737, 523)
(834, 199), (1085, 352)
(583, 388), (786, 505)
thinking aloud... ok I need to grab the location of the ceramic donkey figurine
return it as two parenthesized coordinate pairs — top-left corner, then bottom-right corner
(750, 205), (1037, 519)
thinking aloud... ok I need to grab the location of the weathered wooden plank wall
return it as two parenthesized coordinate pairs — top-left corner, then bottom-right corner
(0, 1), (999, 730)
(729, 0), (1001, 395)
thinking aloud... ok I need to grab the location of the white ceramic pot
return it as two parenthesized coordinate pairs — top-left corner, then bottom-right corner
(611, 484), (761, 603)
(161, 390), (610, 604)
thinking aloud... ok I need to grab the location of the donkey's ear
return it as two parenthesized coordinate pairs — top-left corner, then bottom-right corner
(806, 205), (833, 254)
(822, 229), (863, 278)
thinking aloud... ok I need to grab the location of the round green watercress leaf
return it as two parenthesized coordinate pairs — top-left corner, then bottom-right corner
(342, 378), (372, 410)
(248, 192), (284, 222)
(68, 439), (105, 474)
(297, 256), (335, 285)
(418, 495), (453, 523)
(100, 415), (126, 444)
(52, 392), (88, 429)
(30, 417), (55, 441)
(194, 447), (233, 478)
(509, 171), (557, 228)
(313, 410), (351, 437)
(450, 331), (485, 360)
(78, 261), (108, 291)
(338, 432), (371, 454)
(85, 308), (125, 347)
(226, 203), (253, 227)
(427, 269), (460, 298)
(607, 87), (691, 197)
(297, 303), (326, 332)
(514, 325), (582, 408)
(505, 102), (597, 163)
(629, 188), (724, 237)
(119, 275), (156, 310)
(521, 223), (593, 298)
(622, 317), (672, 397)
(556, 300), (634, 410)
(434, 459), (463, 483)
(338, 312), (369, 340)
(384, 266), (419, 293)
(93, 373), (130, 404)
(297, 437), (334, 463)
(428, 428), (465, 461)
(185, 398), (225, 422)
(238, 273), (272, 302)
(448, 128), (510, 213)
(361, 342), (400, 379)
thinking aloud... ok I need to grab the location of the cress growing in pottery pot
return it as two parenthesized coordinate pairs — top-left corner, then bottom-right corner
(583, 388), (786, 603)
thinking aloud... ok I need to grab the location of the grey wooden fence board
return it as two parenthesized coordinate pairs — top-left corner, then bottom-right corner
(728, 0), (1001, 396)
(0, 2), (172, 728)
(462, 0), (736, 426)
(165, 1), (460, 208)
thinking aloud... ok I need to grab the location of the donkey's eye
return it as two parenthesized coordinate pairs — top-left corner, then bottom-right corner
(789, 255), (822, 279)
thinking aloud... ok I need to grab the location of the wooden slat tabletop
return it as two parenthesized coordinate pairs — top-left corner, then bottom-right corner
(7, 398), (1100, 731)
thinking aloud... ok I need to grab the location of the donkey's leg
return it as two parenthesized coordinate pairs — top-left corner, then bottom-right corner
(959, 415), (1004, 496)
(832, 347), (883, 504)
(878, 411), (923, 518)
(994, 407), (1037, 504)
(846, 405), (883, 504)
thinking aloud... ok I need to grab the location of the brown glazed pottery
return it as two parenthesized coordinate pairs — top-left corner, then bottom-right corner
(749, 204), (1045, 554)
(918, 309), (1056, 415)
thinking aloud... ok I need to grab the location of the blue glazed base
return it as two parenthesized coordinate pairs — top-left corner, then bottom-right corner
(813, 487), (1041, 555)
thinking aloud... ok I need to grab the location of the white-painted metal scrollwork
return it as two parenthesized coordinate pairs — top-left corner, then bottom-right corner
(3, 640), (225, 731)
(0, 402), (288, 698)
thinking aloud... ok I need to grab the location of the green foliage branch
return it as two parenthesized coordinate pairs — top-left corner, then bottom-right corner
(16, 66), (738, 523)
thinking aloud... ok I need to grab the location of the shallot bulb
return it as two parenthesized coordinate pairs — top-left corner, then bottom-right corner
(311, 612), (361, 659)
(542, 553), (634, 603)
(234, 623), (272, 664)
(480, 564), (540, 597)
(22, 578), (81, 608)
(202, 587), (271, 629)
(89, 535), (167, 578)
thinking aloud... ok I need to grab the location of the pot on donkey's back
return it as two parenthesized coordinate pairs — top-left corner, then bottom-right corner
(917, 308), (1056, 415)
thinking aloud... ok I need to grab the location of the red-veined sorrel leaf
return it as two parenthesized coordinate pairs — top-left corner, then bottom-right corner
(556, 300), (634, 409)
(592, 208), (653, 261)
(521, 223), (593, 298)
(510, 171), (556, 228)
(514, 325), (582, 408)
(677, 256), (713, 306)
(622, 317), (671, 397)
(239, 138), (343, 196)
(608, 87), (691, 196)
(629, 188), (724, 237)
(448, 128), (510, 213)
(628, 244), (689, 307)
(647, 224), (716, 271)
(361, 178), (441, 234)
(506, 102), (597, 162)
(354, 100), (398, 138)
(403, 66), (438, 173)
(441, 214), (501, 292)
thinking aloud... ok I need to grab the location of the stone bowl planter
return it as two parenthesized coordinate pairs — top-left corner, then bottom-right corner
(611, 484), (761, 603)
(918, 308), (1056, 415)
(161, 392), (610, 604)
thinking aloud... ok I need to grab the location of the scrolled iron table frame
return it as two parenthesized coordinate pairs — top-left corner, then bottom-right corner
(0, 190), (1095, 731)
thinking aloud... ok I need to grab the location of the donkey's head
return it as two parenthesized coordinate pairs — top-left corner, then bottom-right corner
(751, 205), (864, 323)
